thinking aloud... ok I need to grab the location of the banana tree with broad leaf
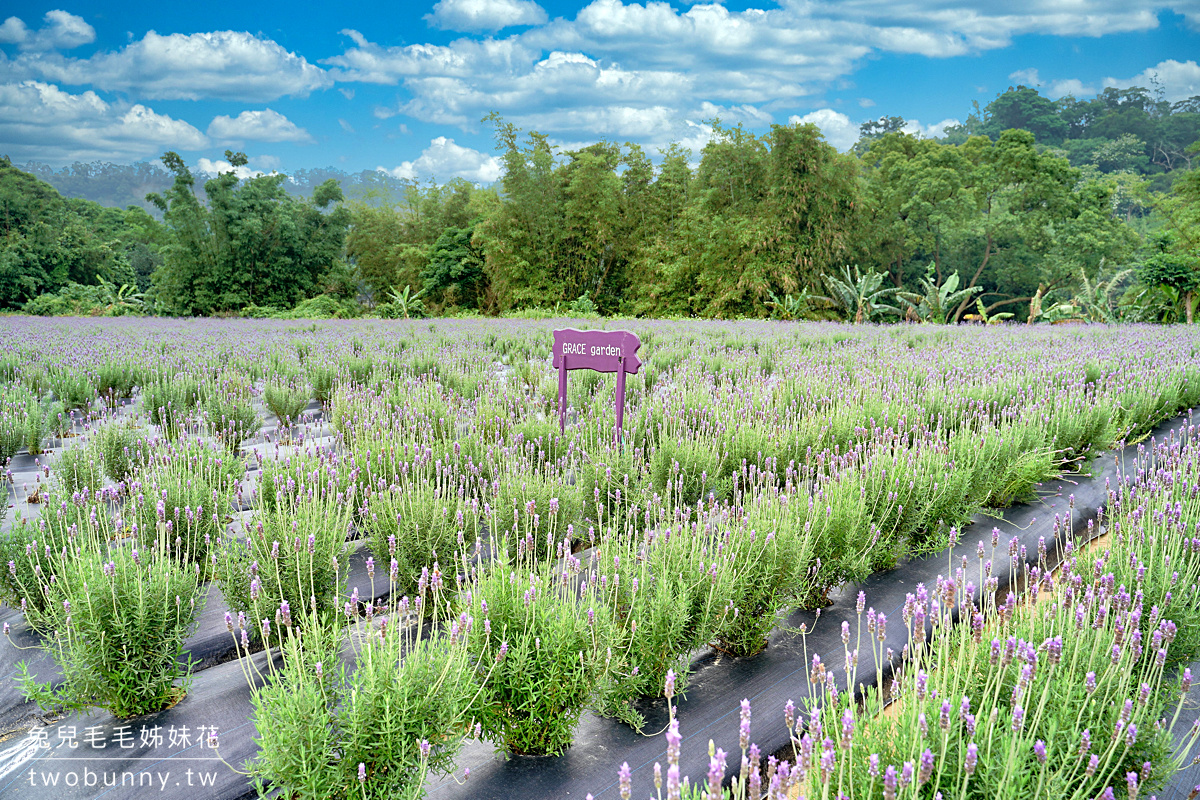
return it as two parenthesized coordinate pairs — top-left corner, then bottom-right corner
(1075, 266), (1132, 324)
(973, 298), (1014, 325)
(95, 274), (145, 316)
(896, 265), (982, 324)
(815, 265), (902, 323)
(387, 284), (428, 319)
(765, 290), (815, 321)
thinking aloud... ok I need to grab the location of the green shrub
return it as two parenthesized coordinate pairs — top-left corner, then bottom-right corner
(55, 441), (104, 496)
(94, 361), (142, 401)
(47, 365), (94, 412)
(264, 380), (311, 426)
(203, 373), (262, 450)
(362, 484), (480, 602)
(124, 439), (239, 574)
(95, 421), (149, 483)
(595, 527), (733, 729)
(0, 495), (104, 625)
(487, 472), (581, 560)
(467, 561), (615, 755)
(141, 374), (200, 439)
(308, 363), (337, 405)
(16, 528), (203, 718)
(219, 485), (355, 642)
(245, 603), (476, 800)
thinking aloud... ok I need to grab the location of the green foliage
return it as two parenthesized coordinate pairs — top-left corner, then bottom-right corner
(384, 284), (427, 319)
(423, 225), (486, 309)
(898, 266), (982, 323)
(55, 441), (104, 496)
(0, 158), (150, 310)
(148, 152), (351, 315)
(219, 485), (354, 642)
(246, 605), (477, 800)
(94, 420), (147, 483)
(362, 484), (480, 602)
(263, 379), (311, 425)
(124, 439), (239, 573)
(203, 372), (262, 450)
(487, 471), (581, 560)
(141, 373), (200, 438)
(0, 494), (101, 623)
(818, 264), (903, 322)
(467, 562), (614, 755)
(95, 360), (142, 401)
(282, 294), (362, 319)
(16, 522), (203, 719)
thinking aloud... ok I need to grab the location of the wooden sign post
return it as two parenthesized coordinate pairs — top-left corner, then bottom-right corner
(552, 328), (642, 440)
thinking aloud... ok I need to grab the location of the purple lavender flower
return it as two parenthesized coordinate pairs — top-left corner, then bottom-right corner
(706, 749), (725, 798)
(1034, 740), (1047, 764)
(666, 719), (681, 768)
(612, 761), (631, 800)
(965, 743), (978, 775)
(917, 749), (933, 785)
(740, 699), (752, 751)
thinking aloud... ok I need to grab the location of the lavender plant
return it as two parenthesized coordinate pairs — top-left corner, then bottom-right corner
(124, 438), (240, 574)
(263, 377), (311, 428)
(362, 482), (480, 603)
(0, 492), (104, 624)
(141, 373), (200, 439)
(220, 480), (356, 640)
(203, 372), (262, 451)
(467, 558), (616, 755)
(54, 438), (104, 496)
(11, 517), (204, 718)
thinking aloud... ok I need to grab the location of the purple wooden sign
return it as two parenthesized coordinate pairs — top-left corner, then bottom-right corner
(552, 328), (642, 437)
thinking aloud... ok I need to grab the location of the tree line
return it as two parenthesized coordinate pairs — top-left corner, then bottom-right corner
(2, 84), (1198, 322)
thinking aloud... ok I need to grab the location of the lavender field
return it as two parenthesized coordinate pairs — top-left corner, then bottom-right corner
(2, 316), (1200, 800)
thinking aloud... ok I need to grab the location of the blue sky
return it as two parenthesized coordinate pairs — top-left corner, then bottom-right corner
(0, 0), (1198, 184)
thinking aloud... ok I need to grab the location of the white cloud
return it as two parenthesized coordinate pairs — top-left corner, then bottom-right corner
(195, 157), (271, 180)
(338, 118), (354, 133)
(0, 11), (95, 52)
(378, 136), (501, 182)
(902, 117), (961, 139)
(5, 30), (331, 101)
(1008, 67), (1040, 85)
(0, 18), (27, 46)
(1046, 78), (1096, 99)
(327, 0), (1200, 152)
(789, 109), (858, 151)
(1105, 59), (1200, 102)
(0, 80), (206, 164)
(207, 109), (314, 143)
(426, 0), (549, 32)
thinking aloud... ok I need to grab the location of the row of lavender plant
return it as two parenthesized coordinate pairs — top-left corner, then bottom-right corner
(619, 422), (1200, 800)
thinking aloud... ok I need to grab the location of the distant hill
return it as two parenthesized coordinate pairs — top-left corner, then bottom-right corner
(19, 160), (423, 214)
